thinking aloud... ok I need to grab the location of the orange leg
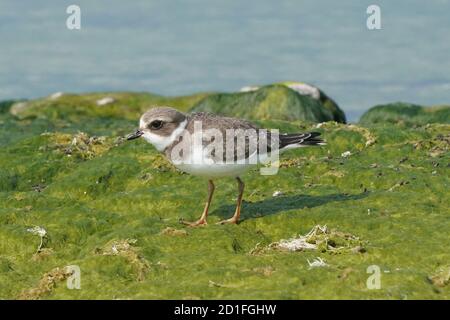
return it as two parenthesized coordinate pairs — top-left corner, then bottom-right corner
(181, 180), (214, 227)
(217, 177), (244, 225)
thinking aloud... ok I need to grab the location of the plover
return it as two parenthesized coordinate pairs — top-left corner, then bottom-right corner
(127, 107), (324, 226)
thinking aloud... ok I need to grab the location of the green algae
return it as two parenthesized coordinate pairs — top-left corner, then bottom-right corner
(94, 239), (151, 281)
(8, 92), (212, 122)
(360, 102), (450, 125)
(0, 98), (450, 299)
(190, 85), (344, 123)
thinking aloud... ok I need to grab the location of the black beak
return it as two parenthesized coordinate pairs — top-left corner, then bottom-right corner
(127, 130), (144, 141)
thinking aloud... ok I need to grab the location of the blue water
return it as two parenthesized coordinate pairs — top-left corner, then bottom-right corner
(1, 0), (449, 121)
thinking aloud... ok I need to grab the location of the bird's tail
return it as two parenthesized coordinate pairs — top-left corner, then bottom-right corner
(279, 132), (325, 150)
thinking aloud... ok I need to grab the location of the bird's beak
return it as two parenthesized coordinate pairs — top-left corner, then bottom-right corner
(127, 130), (144, 141)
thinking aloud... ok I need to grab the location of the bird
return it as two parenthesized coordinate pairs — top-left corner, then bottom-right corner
(127, 106), (325, 227)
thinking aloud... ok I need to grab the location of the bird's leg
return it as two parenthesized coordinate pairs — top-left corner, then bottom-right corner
(218, 177), (244, 225)
(181, 179), (214, 227)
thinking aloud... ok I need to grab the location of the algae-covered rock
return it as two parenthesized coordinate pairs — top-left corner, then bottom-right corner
(191, 84), (346, 123)
(0, 100), (21, 114)
(9, 92), (211, 122)
(7, 85), (345, 124)
(278, 82), (346, 123)
(359, 102), (450, 125)
(240, 82), (346, 123)
(4, 100), (28, 115)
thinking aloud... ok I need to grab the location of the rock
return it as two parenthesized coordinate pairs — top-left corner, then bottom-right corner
(238, 82), (346, 123)
(341, 151), (352, 158)
(96, 97), (115, 106)
(0, 100), (20, 114)
(272, 190), (284, 197)
(239, 86), (259, 92)
(284, 82), (321, 99)
(359, 102), (450, 125)
(192, 83), (346, 123)
(6, 92), (212, 121)
(283, 82), (346, 123)
(49, 92), (64, 100)
(9, 101), (29, 116)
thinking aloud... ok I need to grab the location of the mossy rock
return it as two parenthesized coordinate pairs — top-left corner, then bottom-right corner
(8, 92), (211, 122)
(0, 100), (21, 114)
(277, 82), (346, 123)
(359, 102), (450, 125)
(191, 83), (346, 123)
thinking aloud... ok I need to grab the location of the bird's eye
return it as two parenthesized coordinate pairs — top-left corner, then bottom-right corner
(149, 120), (163, 130)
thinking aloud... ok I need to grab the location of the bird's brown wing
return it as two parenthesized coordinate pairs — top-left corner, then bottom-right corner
(187, 112), (265, 162)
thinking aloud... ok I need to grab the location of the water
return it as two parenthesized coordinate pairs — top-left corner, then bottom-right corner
(1, 0), (449, 121)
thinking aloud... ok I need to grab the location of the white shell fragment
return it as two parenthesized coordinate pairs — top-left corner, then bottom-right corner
(96, 97), (115, 106)
(341, 151), (352, 158)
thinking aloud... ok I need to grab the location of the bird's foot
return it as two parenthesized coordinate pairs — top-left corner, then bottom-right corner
(216, 217), (239, 225)
(179, 218), (207, 227)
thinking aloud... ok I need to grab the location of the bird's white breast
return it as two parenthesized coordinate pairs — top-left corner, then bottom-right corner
(172, 146), (263, 178)
(174, 162), (253, 178)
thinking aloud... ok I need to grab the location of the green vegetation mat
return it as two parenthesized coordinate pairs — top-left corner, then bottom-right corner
(0, 93), (449, 299)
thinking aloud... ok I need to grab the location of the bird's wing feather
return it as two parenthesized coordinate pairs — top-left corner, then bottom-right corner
(181, 113), (323, 163)
(187, 113), (260, 162)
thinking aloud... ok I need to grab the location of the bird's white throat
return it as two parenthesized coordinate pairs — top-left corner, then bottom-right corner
(141, 119), (187, 151)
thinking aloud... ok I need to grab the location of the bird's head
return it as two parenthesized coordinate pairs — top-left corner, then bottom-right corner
(127, 106), (187, 151)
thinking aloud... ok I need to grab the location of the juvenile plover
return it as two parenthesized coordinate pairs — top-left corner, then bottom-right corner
(127, 107), (324, 226)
